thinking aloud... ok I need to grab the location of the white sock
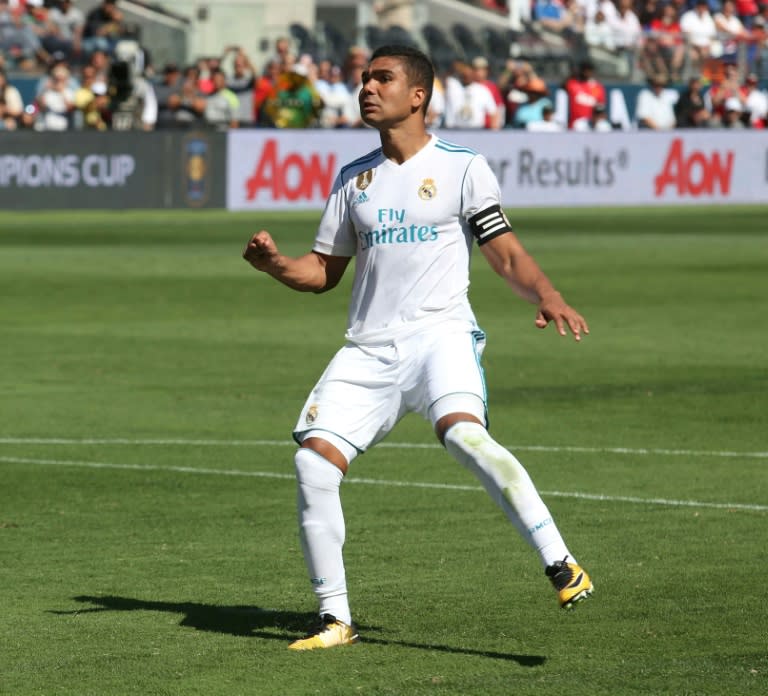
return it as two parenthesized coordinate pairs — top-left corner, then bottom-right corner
(294, 448), (352, 625)
(443, 421), (574, 568)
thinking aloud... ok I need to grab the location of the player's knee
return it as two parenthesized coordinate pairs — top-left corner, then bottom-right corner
(295, 447), (344, 489)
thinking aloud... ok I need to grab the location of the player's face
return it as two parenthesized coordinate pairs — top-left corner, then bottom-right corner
(359, 56), (424, 128)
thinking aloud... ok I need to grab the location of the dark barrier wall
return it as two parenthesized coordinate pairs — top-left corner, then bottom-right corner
(0, 131), (226, 210)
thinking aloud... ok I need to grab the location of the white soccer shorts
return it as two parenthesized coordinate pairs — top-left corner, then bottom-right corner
(293, 323), (488, 458)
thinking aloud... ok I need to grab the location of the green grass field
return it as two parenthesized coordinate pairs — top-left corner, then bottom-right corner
(1, 207), (766, 695)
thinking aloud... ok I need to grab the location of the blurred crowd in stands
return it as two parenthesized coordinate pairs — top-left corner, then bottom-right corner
(1, 0), (767, 131)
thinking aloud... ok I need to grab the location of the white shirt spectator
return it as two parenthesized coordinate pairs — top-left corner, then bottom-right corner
(743, 85), (767, 125)
(47, 1), (85, 41)
(635, 84), (678, 129)
(316, 68), (357, 129)
(445, 81), (498, 129)
(585, 11), (616, 49)
(611, 3), (642, 49)
(680, 5), (717, 49)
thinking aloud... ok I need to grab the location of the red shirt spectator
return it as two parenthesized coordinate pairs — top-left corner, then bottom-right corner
(563, 60), (606, 128)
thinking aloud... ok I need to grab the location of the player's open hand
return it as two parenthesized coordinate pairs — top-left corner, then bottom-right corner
(243, 231), (278, 271)
(535, 293), (589, 342)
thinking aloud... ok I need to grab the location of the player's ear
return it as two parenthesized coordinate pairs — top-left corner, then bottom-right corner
(411, 85), (426, 112)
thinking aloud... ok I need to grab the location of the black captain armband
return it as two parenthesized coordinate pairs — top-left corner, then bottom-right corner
(468, 205), (513, 246)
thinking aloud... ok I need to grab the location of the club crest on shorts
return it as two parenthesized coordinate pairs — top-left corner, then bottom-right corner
(306, 405), (319, 424)
(356, 169), (374, 190)
(418, 178), (437, 200)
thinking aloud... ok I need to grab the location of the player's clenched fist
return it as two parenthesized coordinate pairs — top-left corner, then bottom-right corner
(243, 231), (278, 271)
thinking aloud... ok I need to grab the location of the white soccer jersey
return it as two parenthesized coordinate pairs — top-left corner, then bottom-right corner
(313, 134), (506, 344)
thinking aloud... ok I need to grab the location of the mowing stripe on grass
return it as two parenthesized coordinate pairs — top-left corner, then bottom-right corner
(2, 455), (766, 513)
(1, 437), (766, 459)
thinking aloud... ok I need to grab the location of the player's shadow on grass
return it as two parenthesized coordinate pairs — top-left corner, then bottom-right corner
(51, 595), (545, 666)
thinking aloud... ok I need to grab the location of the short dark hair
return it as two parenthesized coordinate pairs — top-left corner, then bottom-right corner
(370, 44), (434, 115)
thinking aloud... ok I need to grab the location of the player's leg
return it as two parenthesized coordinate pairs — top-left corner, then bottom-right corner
(436, 413), (592, 607)
(289, 343), (403, 649)
(423, 329), (592, 608)
(289, 434), (360, 651)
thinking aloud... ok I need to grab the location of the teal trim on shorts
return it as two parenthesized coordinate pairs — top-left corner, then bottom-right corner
(471, 328), (490, 428)
(292, 428), (365, 455)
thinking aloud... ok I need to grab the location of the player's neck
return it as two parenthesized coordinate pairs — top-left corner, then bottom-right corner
(378, 123), (431, 165)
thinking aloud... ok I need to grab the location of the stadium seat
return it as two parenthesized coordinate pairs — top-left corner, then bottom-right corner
(289, 22), (318, 56)
(450, 24), (485, 62)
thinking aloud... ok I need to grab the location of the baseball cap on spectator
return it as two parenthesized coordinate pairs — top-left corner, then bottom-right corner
(745, 73), (758, 84)
(92, 82), (108, 96)
(163, 63), (180, 74)
(291, 63), (309, 77)
(724, 97), (742, 111)
(26, 0), (44, 6)
(472, 57), (489, 69)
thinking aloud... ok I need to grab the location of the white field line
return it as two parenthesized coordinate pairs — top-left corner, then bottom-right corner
(1, 455), (766, 513)
(0, 437), (767, 459)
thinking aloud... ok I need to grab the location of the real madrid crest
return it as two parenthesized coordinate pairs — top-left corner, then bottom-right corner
(418, 178), (437, 200)
(356, 169), (374, 190)
(306, 405), (319, 424)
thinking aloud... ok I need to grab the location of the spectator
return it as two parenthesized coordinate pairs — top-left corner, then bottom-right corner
(222, 45), (256, 126)
(610, 0), (643, 76)
(87, 47), (110, 91)
(637, 0), (660, 28)
(0, 64), (24, 129)
(0, 0), (48, 70)
(263, 63), (322, 128)
(253, 59), (280, 125)
(674, 75), (712, 126)
(271, 35), (294, 71)
(444, 59), (501, 129)
(714, 0), (749, 62)
(22, 0), (55, 64)
(635, 72), (678, 128)
(512, 77), (554, 128)
(705, 60), (743, 122)
(471, 56), (504, 126)
(584, 8), (616, 50)
(721, 95), (747, 125)
(171, 66), (206, 127)
(643, 3), (685, 81)
(74, 64), (108, 129)
(204, 66), (239, 129)
(572, 101), (614, 129)
(735, 0), (759, 27)
(535, 0), (567, 28)
(538, 0), (586, 47)
(740, 71), (767, 126)
(82, 0), (126, 56)
(680, 0), (718, 69)
(315, 64), (356, 128)
(36, 62), (75, 130)
(196, 56), (220, 95)
(563, 59), (606, 128)
(525, 100), (564, 130)
(154, 61), (182, 128)
(46, 0), (85, 63)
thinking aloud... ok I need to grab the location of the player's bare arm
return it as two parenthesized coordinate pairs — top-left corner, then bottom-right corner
(243, 231), (350, 293)
(480, 232), (589, 341)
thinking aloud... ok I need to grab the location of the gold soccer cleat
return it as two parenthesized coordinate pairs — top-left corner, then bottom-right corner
(545, 558), (594, 609)
(288, 614), (360, 651)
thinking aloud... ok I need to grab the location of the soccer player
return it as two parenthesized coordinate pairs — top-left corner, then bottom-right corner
(243, 45), (593, 651)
